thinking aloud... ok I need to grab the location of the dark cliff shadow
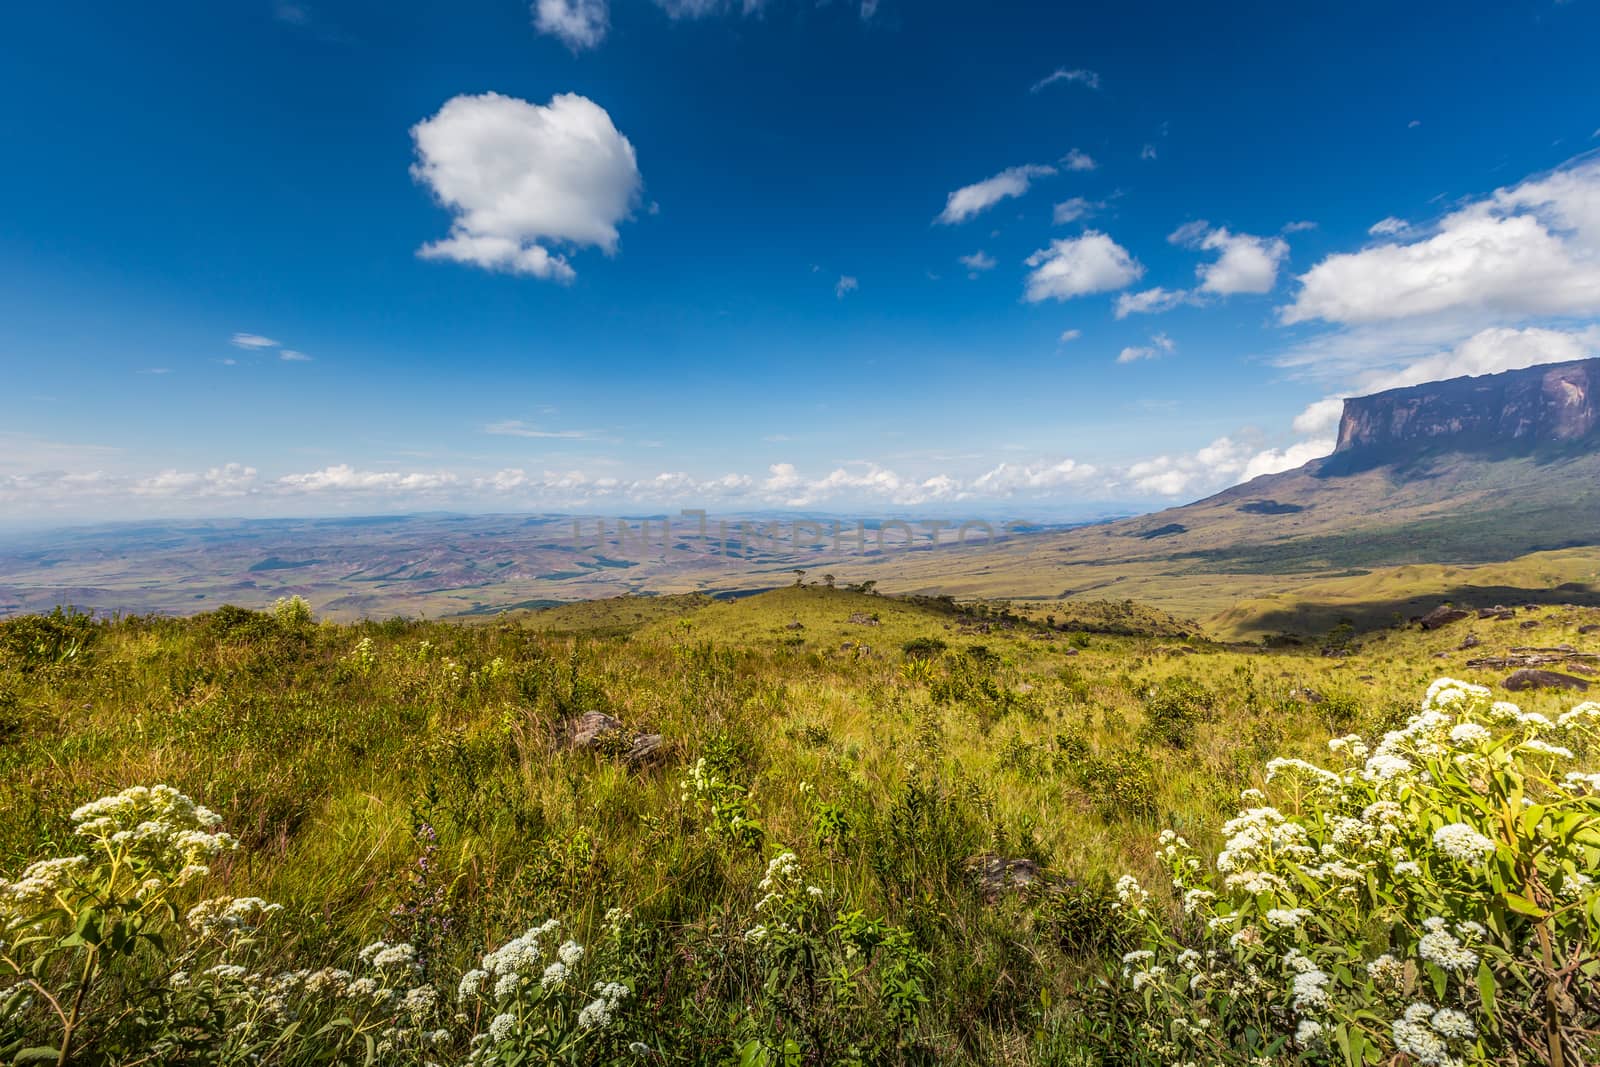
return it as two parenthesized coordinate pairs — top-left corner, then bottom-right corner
(1235, 585), (1600, 636)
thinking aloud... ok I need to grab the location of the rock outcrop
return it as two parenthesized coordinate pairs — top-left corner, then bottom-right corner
(1330, 359), (1600, 466)
(1502, 668), (1590, 693)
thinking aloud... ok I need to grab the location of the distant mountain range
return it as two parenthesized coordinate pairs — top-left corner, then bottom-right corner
(3, 361), (1599, 636)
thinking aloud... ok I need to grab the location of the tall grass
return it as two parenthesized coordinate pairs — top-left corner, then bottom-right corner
(2, 591), (1596, 1063)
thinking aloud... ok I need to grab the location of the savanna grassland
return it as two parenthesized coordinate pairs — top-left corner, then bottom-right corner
(2, 587), (1598, 1065)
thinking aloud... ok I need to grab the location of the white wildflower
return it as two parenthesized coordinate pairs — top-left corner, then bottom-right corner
(1424, 677), (1489, 710)
(488, 1012), (517, 1044)
(1432, 823), (1494, 865)
(1265, 907), (1311, 930)
(1430, 1007), (1475, 1040)
(1366, 954), (1404, 988)
(1363, 754), (1413, 782)
(372, 943), (418, 971)
(1447, 722), (1490, 747)
(457, 969), (488, 1002)
(1290, 968), (1331, 1012)
(1418, 924), (1478, 972)
(1556, 701), (1600, 727)
(1393, 1002), (1458, 1066)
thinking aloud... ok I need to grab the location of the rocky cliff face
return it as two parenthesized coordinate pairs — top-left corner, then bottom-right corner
(1333, 359), (1600, 460)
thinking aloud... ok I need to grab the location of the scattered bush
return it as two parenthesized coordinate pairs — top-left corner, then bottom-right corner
(1140, 675), (1217, 749)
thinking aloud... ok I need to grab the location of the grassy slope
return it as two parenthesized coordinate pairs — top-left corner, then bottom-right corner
(840, 450), (1600, 639)
(4, 589), (1598, 1059)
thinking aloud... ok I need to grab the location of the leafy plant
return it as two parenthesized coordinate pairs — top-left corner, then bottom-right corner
(1103, 680), (1600, 1066)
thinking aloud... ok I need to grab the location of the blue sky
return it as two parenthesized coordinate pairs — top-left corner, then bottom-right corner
(2, 0), (1599, 523)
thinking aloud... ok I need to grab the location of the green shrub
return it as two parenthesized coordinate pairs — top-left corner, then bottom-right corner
(1140, 676), (1217, 749)
(899, 636), (947, 658)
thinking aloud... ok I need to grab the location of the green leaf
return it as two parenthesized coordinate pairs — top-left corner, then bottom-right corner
(1476, 958), (1497, 1017)
(73, 905), (104, 946)
(14, 1049), (65, 1064)
(1502, 893), (1545, 918)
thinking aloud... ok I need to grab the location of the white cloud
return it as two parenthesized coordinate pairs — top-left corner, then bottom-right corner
(835, 275), (858, 298)
(484, 419), (595, 439)
(1052, 197), (1098, 224)
(1171, 223), (1290, 295)
(936, 164), (1055, 224)
(1030, 68), (1100, 93)
(959, 250), (996, 274)
(275, 465), (460, 493)
(1283, 156), (1600, 326)
(133, 465), (260, 498)
(1115, 286), (1192, 318)
(1058, 328), (1081, 344)
(1061, 148), (1096, 172)
(411, 92), (642, 282)
(532, 0), (608, 50)
(279, 350), (313, 362)
(1240, 438), (1336, 481)
(1291, 396), (1347, 436)
(1282, 220), (1317, 233)
(1140, 143), (1157, 161)
(1288, 324), (1600, 437)
(1125, 439), (1246, 495)
(1023, 231), (1143, 302)
(1369, 324), (1600, 391)
(1368, 216), (1410, 236)
(231, 333), (279, 350)
(859, 0), (878, 19)
(1116, 333), (1172, 364)
(1122, 434), (1333, 497)
(971, 458), (1096, 493)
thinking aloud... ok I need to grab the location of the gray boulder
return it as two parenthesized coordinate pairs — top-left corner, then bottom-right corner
(1503, 669), (1590, 693)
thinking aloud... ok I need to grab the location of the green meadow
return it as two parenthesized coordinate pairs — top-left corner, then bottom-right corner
(2, 588), (1597, 1064)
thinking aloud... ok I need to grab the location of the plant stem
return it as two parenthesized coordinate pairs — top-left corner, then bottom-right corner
(58, 946), (99, 1067)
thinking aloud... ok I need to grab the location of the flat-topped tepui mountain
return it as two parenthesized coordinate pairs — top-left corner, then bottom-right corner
(860, 361), (1600, 634)
(1327, 357), (1599, 470)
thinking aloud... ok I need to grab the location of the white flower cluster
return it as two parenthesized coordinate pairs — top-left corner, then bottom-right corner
(457, 919), (631, 1062)
(72, 784), (236, 879)
(186, 896), (283, 938)
(1106, 680), (1600, 1067)
(1, 855), (90, 906)
(1417, 917), (1477, 972)
(1430, 823), (1495, 866)
(577, 981), (629, 1028)
(1392, 1001), (1474, 1066)
(360, 940), (421, 972)
(1112, 873), (1149, 916)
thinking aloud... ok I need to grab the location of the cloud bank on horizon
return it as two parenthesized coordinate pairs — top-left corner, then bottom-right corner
(1, 1), (1598, 522)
